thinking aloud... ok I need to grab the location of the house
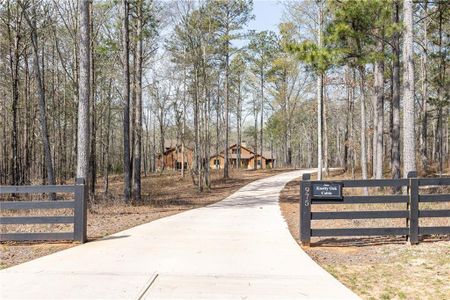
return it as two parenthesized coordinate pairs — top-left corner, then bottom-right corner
(157, 142), (194, 171)
(210, 144), (275, 170)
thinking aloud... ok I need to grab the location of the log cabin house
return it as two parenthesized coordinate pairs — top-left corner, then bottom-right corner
(156, 142), (194, 171)
(209, 144), (275, 170)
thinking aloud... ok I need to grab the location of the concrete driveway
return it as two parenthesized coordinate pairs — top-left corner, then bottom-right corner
(0, 170), (359, 299)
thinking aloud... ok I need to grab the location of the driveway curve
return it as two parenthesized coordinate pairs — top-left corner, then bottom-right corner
(1, 170), (359, 299)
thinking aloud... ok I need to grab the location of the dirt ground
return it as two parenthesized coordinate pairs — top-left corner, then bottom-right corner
(279, 174), (450, 300)
(1, 168), (289, 269)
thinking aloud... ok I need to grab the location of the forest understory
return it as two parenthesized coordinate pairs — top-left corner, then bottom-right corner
(279, 168), (450, 300)
(0, 168), (288, 269)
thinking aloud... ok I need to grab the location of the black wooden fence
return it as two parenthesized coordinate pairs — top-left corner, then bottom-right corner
(300, 172), (450, 246)
(0, 178), (87, 243)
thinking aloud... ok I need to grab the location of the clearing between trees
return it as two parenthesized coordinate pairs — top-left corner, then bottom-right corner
(1, 168), (288, 269)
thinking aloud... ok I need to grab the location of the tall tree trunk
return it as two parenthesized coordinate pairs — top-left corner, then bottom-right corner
(215, 77), (220, 169)
(402, 0), (416, 177)
(160, 105), (165, 171)
(88, 1), (96, 199)
(193, 67), (199, 183)
(375, 38), (385, 179)
(420, 1), (428, 172)
(343, 68), (352, 171)
(24, 51), (31, 183)
(323, 86), (329, 175)
(104, 79), (112, 195)
(224, 49), (230, 178)
(25, 2), (56, 190)
(317, 2), (323, 179)
(237, 74), (241, 169)
(152, 115), (156, 173)
(254, 100), (258, 170)
(358, 67), (368, 181)
(372, 65), (377, 178)
(391, 0), (401, 180)
(77, 0), (91, 188)
(350, 69), (356, 178)
(7, 5), (21, 185)
(317, 73), (323, 179)
(133, 0), (143, 201)
(437, 5), (444, 175)
(181, 64), (187, 177)
(259, 69), (264, 170)
(122, 0), (132, 201)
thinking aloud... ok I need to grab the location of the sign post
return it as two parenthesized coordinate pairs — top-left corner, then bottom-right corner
(300, 173), (311, 246)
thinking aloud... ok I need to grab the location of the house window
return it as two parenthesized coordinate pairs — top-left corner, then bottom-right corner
(214, 159), (220, 166)
(257, 160), (262, 166)
(176, 161), (188, 170)
(232, 149), (237, 154)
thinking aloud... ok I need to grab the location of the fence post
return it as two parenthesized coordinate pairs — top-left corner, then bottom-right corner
(300, 173), (311, 247)
(74, 178), (87, 243)
(408, 171), (419, 245)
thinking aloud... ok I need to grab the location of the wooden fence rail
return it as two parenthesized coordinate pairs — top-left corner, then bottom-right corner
(300, 172), (450, 246)
(0, 178), (87, 243)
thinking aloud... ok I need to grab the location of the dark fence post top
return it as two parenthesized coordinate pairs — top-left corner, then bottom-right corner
(302, 173), (311, 181)
(75, 178), (85, 185)
(407, 171), (417, 178)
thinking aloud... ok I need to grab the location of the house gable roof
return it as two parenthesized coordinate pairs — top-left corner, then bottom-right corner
(208, 144), (275, 160)
(228, 143), (255, 155)
(163, 145), (194, 156)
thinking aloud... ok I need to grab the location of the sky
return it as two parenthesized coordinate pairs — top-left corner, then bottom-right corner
(234, 0), (284, 48)
(248, 0), (284, 33)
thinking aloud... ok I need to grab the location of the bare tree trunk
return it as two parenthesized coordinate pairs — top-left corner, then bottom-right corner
(402, 0), (416, 177)
(152, 115), (156, 173)
(133, 0), (143, 201)
(420, 1), (429, 172)
(181, 64), (187, 177)
(317, 73), (323, 179)
(254, 99), (258, 170)
(437, 108), (443, 174)
(375, 39), (385, 179)
(24, 51), (31, 183)
(392, 0), (401, 180)
(122, 0), (131, 201)
(88, 1), (95, 199)
(202, 57), (210, 188)
(159, 106), (165, 171)
(24, 2), (56, 190)
(350, 69), (356, 178)
(215, 77), (220, 169)
(372, 64), (377, 178)
(104, 79), (112, 195)
(224, 50), (230, 178)
(259, 70), (264, 170)
(193, 67), (199, 184)
(6, 1), (22, 185)
(343, 68), (353, 172)
(77, 0), (91, 187)
(237, 74), (241, 169)
(437, 5), (444, 175)
(323, 86), (329, 175)
(317, 2), (323, 179)
(358, 67), (368, 181)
